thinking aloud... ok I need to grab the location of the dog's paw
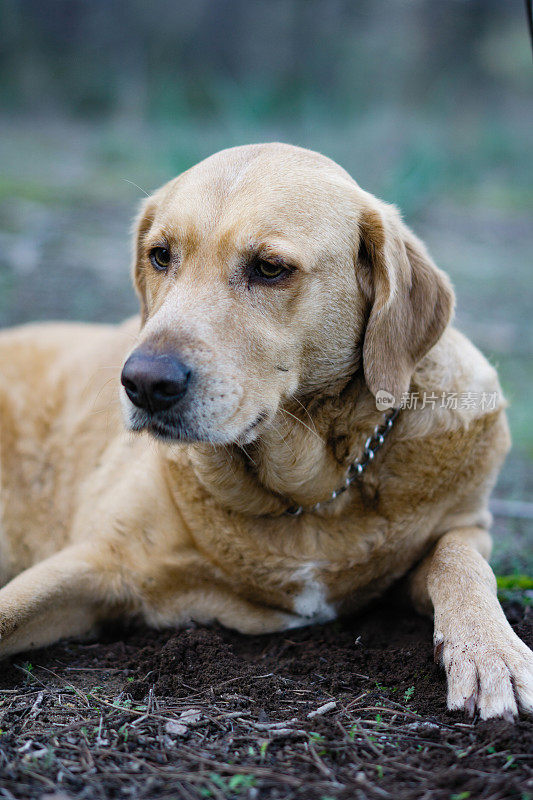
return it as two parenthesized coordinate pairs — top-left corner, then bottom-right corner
(434, 617), (533, 721)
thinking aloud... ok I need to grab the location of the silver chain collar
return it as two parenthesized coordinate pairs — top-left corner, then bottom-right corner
(284, 407), (400, 516)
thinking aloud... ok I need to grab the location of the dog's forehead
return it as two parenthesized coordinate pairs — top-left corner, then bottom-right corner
(180, 143), (354, 193)
(153, 144), (360, 251)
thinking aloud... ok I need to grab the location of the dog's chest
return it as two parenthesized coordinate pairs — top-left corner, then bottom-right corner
(198, 507), (430, 623)
(288, 561), (337, 623)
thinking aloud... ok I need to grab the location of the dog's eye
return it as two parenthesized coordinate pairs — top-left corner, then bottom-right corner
(253, 260), (288, 281)
(149, 247), (171, 271)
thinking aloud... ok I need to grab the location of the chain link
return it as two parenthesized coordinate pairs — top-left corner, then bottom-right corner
(285, 407), (400, 516)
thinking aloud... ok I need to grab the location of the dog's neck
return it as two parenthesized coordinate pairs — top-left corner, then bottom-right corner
(184, 375), (384, 517)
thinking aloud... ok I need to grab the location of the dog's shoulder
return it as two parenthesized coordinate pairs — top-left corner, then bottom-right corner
(381, 326), (510, 530)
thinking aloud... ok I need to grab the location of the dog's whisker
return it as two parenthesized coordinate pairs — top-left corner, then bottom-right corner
(89, 376), (121, 410)
(122, 178), (150, 197)
(264, 419), (300, 462)
(88, 394), (121, 413)
(280, 408), (324, 443)
(236, 443), (258, 467)
(291, 396), (320, 436)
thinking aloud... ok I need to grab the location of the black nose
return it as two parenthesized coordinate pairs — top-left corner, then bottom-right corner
(121, 350), (191, 413)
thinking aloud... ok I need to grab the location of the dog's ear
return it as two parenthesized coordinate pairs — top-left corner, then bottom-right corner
(132, 195), (158, 325)
(357, 204), (454, 405)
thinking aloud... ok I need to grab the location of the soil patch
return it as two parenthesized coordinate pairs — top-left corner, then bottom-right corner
(0, 594), (531, 799)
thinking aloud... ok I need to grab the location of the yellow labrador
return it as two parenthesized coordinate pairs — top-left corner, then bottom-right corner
(0, 144), (531, 721)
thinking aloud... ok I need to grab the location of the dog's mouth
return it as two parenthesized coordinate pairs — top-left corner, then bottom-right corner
(236, 410), (270, 444)
(149, 411), (269, 445)
(126, 402), (270, 446)
(124, 402), (188, 442)
(149, 418), (187, 442)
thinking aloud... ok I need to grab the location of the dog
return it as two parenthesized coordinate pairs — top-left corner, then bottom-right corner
(0, 143), (531, 721)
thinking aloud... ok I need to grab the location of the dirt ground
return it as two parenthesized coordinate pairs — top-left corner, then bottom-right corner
(0, 591), (530, 800)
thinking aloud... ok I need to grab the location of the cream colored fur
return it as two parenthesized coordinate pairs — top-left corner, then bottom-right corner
(0, 144), (531, 721)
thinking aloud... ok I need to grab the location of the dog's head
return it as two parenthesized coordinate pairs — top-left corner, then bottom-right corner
(121, 143), (453, 444)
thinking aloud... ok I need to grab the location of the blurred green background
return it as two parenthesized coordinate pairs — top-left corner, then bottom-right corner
(0, 0), (531, 577)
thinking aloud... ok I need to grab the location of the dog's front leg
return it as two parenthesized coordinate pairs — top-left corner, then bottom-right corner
(409, 526), (533, 720)
(0, 544), (127, 658)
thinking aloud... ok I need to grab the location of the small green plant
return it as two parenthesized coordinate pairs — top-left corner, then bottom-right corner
(403, 686), (415, 703)
(450, 792), (470, 800)
(88, 687), (104, 706)
(207, 772), (256, 794)
(228, 775), (256, 791)
(308, 731), (327, 756)
(209, 773), (227, 791)
(112, 697), (132, 709)
(20, 661), (36, 684)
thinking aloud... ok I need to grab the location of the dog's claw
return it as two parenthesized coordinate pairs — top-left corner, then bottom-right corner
(433, 638), (444, 665)
(465, 693), (476, 718)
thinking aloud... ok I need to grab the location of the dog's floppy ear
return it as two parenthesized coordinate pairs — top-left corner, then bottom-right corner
(357, 204), (454, 405)
(132, 195), (158, 325)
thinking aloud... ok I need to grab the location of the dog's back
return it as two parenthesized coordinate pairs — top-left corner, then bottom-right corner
(0, 319), (137, 578)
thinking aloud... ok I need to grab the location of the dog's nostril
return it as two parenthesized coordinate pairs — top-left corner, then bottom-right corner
(154, 375), (190, 398)
(151, 372), (190, 407)
(121, 376), (138, 395)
